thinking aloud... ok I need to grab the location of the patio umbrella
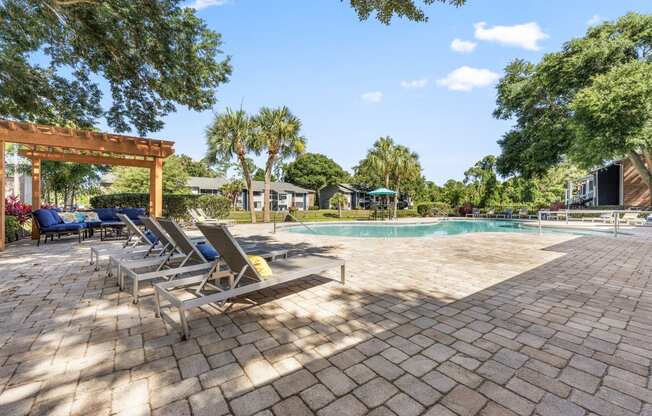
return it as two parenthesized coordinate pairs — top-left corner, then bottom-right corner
(368, 187), (397, 196)
(368, 188), (397, 220)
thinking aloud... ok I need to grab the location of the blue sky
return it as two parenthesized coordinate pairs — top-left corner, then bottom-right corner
(103, 1), (652, 184)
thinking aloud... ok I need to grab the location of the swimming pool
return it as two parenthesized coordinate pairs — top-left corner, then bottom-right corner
(286, 220), (610, 238)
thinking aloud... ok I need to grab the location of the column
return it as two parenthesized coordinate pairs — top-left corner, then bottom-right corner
(149, 158), (163, 217)
(31, 159), (41, 240)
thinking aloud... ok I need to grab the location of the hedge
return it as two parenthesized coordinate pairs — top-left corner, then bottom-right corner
(90, 193), (230, 220)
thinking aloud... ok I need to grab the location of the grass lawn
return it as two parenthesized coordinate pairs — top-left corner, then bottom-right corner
(227, 209), (419, 223)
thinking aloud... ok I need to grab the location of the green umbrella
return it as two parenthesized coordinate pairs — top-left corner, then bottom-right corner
(368, 187), (396, 196)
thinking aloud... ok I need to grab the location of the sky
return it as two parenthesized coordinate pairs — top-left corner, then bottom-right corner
(99, 0), (652, 184)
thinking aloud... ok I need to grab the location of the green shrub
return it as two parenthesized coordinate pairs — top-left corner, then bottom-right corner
(91, 193), (196, 220)
(197, 195), (230, 219)
(4, 215), (21, 243)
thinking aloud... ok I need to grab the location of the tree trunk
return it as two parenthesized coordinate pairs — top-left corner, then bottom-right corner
(263, 157), (275, 223)
(394, 177), (401, 220)
(239, 154), (256, 224)
(338, 204), (342, 218)
(628, 151), (652, 206)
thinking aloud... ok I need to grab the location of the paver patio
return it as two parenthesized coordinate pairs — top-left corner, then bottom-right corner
(1, 224), (651, 416)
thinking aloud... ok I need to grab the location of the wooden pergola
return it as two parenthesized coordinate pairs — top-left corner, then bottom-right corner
(0, 119), (175, 251)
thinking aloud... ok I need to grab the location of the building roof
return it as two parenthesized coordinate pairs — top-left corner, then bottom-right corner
(187, 176), (229, 189)
(249, 180), (313, 194)
(101, 174), (313, 194)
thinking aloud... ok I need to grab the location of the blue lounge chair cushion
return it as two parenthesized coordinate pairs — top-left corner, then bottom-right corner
(48, 209), (64, 224)
(144, 230), (159, 245)
(195, 241), (218, 261)
(95, 208), (119, 222)
(33, 209), (59, 228)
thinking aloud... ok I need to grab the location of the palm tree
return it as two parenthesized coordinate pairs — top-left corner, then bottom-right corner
(392, 145), (421, 219)
(205, 108), (260, 223)
(329, 192), (348, 218)
(368, 136), (395, 188)
(253, 106), (305, 222)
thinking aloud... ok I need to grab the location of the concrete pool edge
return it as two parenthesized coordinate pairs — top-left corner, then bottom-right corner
(276, 217), (633, 237)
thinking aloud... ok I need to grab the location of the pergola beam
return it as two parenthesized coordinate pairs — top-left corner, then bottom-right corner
(0, 120), (175, 251)
(19, 150), (155, 168)
(0, 120), (174, 158)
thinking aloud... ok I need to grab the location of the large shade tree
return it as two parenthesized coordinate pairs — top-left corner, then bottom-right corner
(284, 153), (349, 206)
(254, 107), (305, 222)
(494, 12), (652, 203)
(347, 0), (465, 24)
(1, 0), (231, 134)
(205, 108), (260, 223)
(110, 155), (189, 194)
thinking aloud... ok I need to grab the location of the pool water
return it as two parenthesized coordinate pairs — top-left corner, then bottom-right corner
(286, 220), (609, 238)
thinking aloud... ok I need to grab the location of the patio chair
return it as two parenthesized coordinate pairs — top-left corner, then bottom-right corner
(581, 212), (614, 223)
(496, 208), (513, 219)
(465, 208), (480, 218)
(481, 208), (495, 218)
(191, 207), (236, 226)
(154, 223), (344, 339)
(89, 213), (162, 271)
(122, 218), (282, 303)
(620, 212), (645, 225)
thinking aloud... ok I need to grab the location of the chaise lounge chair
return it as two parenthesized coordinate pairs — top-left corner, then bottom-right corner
(154, 223), (345, 339)
(89, 213), (162, 271)
(465, 208), (480, 218)
(189, 208), (236, 226)
(496, 208), (513, 219)
(620, 212), (645, 225)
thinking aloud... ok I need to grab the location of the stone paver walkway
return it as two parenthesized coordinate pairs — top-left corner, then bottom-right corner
(1, 224), (652, 416)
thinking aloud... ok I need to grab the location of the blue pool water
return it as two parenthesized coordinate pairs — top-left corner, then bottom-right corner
(286, 220), (609, 238)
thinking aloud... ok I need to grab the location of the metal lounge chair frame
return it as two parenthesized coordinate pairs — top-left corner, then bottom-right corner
(154, 223), (343, 339)
(119, 218), (217, 303)
(89, 213), (161, 272)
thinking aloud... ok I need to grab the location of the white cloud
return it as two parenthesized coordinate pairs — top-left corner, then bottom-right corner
(474, 21), (549, 51)
(400, 78), (428, 89)
(437, 66), (500, 92)
(186, 0), (227, 10)
(361, 91), (383, 103)
(587, 15), (604, 26)
(450, 39), (477, 53)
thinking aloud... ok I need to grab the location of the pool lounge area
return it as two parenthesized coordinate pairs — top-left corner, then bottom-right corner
(2, 222), (652, 416)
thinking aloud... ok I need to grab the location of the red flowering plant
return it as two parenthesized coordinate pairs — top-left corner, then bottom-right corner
(5, 195), (32, 224)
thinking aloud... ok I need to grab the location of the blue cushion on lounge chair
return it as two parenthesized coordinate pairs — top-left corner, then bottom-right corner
(48, 209), (64, 224)
(144, 230), (159, 245)
(195, 242), (218, 261)
(95, 208), (119, 222)
(33, 209), (59, 228)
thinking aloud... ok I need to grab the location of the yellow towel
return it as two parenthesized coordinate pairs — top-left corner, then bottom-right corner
(248, 255), (273, 279)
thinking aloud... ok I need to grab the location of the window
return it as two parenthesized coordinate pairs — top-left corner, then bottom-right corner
(200, 189), (220, 195)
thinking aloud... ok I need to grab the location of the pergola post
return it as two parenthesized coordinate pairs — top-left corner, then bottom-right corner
(31, 159), (41, 240)
(150, 157), (163, 217)
(0, 140), (5, 251)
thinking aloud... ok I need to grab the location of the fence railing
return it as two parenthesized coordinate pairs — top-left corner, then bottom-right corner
(536, 209), (649, 237)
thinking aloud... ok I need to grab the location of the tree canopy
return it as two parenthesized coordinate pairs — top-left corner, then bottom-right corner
(110, 155), (189, 194)
(347, 0), (465, 24)
(284, 153), (349, 193)
(1, 0), (231, 134)
(494, 12), (652, 202)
